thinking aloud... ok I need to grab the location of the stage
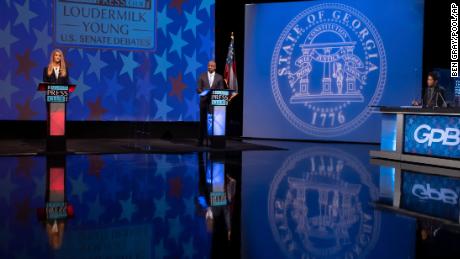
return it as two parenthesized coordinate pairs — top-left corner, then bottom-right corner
(0, 138), (283, 156)
(0, 0), (458, 258)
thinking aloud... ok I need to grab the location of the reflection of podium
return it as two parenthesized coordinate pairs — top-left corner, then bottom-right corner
(37, 83), (76, 152)
(36, 155), (74, 250)
(202, 89), (234, 148)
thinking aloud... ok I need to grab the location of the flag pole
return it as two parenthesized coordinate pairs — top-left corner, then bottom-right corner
(224, 31), (238, 95)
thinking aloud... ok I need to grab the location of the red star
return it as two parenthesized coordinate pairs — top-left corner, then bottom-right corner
(16, 157), (36, 178)
(89, 155), (105, 178)
(169, 0), (188, 14)
(168, 176), (183, 199)
(139, 54), (152, 76)
(16, 98), (38, 120)
(169, 72), (187, 102)
(88, 97), (107, 120)
(15, 48), (37, 80)
(15, 197), (31, 225)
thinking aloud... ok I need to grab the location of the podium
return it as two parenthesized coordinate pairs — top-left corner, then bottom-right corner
(37, 83), (76, 152)
(202, 89), (234, 148)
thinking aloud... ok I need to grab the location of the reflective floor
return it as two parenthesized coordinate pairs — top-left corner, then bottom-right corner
(1, 140), (459, 258)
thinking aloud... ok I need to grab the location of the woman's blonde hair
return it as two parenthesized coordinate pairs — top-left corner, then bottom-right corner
(47, 49), (67, 77)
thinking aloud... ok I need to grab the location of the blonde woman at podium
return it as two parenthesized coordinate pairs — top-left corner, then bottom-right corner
(43, 49), (69, 85)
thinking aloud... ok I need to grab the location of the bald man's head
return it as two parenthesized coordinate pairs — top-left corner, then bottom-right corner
(207, 60), (216, 73)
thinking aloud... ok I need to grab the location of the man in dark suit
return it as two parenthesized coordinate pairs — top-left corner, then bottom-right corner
(423, 71), (446, 108)
(197, 60), (225, 146)
(412, 71), (447, 108)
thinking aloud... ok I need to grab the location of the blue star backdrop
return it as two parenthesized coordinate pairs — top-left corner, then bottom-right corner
(0, 0), (215, 121)
(0, 153), (210, 258)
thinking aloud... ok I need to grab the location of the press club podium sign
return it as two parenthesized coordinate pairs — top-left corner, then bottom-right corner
(38, 83), (76, 152)
(203, 89), (234, 148)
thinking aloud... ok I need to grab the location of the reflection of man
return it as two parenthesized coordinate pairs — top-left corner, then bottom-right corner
(197, 152), (236, 242)
(413, 71), (446, 107)
(196, 60), (225, 146)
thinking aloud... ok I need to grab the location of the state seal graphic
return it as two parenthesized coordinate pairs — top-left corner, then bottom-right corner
(268, 147), (381, 258)
(271, 3), (386, 136)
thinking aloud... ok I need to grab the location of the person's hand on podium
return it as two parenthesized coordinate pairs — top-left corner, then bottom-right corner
(411, 99), (421, 106)
(229, 92), (238, 101)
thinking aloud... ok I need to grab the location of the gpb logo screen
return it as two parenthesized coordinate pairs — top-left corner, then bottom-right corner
(404, 115), (460, 159)
(412, 183), (458, 205)
(401, 171), (460, 221)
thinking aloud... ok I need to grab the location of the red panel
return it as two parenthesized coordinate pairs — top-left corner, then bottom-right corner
(49, 167), (64, 193)
(49, 103), (65, 136)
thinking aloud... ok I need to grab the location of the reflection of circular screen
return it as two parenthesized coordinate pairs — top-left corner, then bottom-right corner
(271, 3), (387, 137)
(268, 147), (380, 258)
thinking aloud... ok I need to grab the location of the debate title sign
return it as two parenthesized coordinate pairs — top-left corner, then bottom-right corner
(54, 0), (156, 50)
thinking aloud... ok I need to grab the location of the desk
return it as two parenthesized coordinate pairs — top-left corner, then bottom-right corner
(369, 107), (460, 169)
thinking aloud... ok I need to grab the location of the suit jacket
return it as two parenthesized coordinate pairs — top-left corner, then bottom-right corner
(197, 72), (225, 106)
(43, 67), (69, 85)
(423, 85), (446, 107)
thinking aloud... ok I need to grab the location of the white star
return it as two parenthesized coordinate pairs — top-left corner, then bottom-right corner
(69, 173), (88, 202)
(154, 155), (173, 180)
(14, 0), (38, 33)
(153, 194), (170, 220)
(119, 193), (138, 222)
(182, 236), (196, 258)
(119, 52), (140, 81)
(33, 23), (51, 56)
(87, 51), (108, 81)
(0, 73), (19, 108)
(154, 239), (169, 259)
(33, 77), (45, 101)
(70, 72), (91, 104)
(32, 173), (45, 200)
(154, 94), (173, 121)
(184, 7), (203, 37)
(0, 22), (19, 57)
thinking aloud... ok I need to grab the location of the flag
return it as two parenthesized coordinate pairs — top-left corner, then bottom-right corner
(224, 32), (238, 92)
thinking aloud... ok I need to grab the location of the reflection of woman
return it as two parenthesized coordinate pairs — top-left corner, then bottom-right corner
(43, 49), (69, 84)
(46, 220), (65, 250)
